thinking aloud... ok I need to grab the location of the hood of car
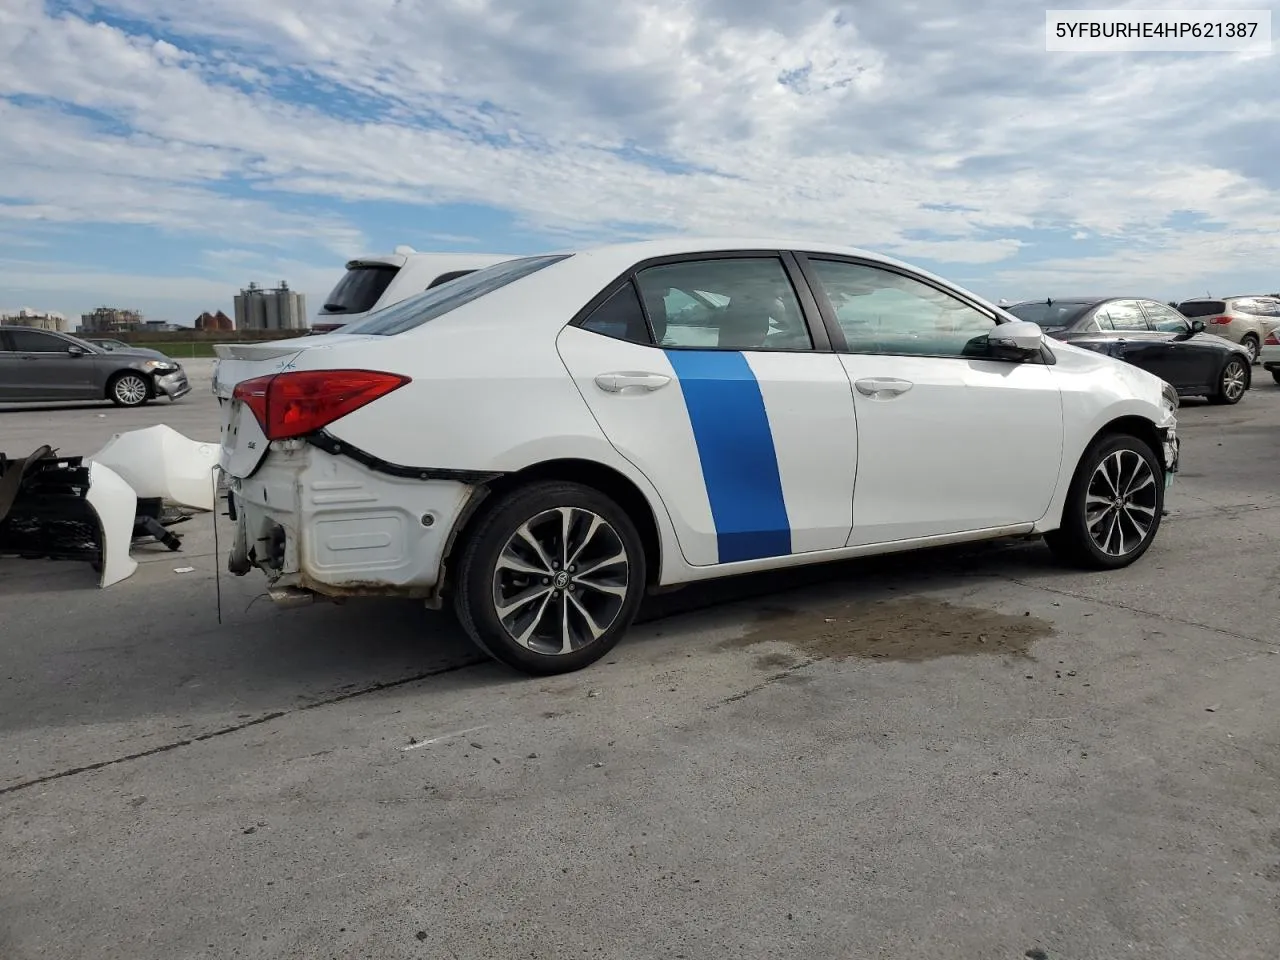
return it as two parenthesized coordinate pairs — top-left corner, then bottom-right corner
(103, 348), (175, 362)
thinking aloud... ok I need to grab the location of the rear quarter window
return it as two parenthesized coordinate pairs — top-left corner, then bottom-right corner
(341, 255), (571, 336)
(1176, 300), (1226, 318)
(321, 265), (400, 315)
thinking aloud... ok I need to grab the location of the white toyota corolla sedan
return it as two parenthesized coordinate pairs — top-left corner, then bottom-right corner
(214, 239), (1181, 675)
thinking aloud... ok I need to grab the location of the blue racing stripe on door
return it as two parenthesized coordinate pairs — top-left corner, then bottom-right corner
(664, 350), (791, 563)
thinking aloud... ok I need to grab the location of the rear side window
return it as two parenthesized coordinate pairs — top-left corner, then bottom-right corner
(1176, 300), (1226, 318)
(1103, 301), (1150, 331)
(343, 255), (571, 336)
(321, 265), (399, 315)
(7, 330), (65, 352)
(580, 282), (655, 344)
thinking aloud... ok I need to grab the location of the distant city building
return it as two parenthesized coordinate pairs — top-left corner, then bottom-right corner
(195, 309), (235, 331)
(142, 320), (183, 332)
(0, 308), (66, 332)
(233, 281), (307, 331)
(80, 307), (144, 333)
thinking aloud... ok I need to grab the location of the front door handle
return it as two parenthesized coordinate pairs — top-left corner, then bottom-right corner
(594, 372), (671, 393)
(854, 377), (913, 398)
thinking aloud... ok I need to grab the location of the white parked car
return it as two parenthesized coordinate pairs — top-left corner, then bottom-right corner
(310, 246), (516, 332)
(1260, 322), (1280, 384)
(214, 239), (1181, 675)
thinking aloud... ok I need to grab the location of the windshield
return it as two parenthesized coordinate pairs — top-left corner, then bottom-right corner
(1175, 300), (1226, 318)
(1004, 300), (1091, 330)
(321, 264), (400, 315)
(340, 255), (571, 336)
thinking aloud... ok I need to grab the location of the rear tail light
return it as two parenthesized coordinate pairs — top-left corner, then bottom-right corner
(232, 370), (410, 440)
(1209, 315), (1233, 325)
(1266, 330), (1280, 346)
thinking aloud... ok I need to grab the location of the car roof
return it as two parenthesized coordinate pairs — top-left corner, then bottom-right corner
(541, 236), (988, 297)
(1006, 297), (1138, 307)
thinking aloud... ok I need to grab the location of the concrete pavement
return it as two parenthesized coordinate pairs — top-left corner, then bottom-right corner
(2, 380), (1278, 959)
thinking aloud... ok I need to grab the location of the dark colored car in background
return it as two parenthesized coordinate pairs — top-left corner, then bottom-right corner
(0, 326), (190, 407)
(1004, 297), (1252, 405)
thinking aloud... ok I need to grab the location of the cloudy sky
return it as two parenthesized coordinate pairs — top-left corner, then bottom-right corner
(2, 0), (1278, 326)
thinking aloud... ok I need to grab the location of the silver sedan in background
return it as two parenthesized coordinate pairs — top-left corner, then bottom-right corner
(0, 326), (190, 407)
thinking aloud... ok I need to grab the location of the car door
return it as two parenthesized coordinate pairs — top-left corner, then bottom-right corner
(556, 251), (859, 567)
(3, 329), (99, 399)
(1138, 300), (1213, 388)
(794, 254), (1064, 546)
(1093, 299), (1177, 380)
(0, 331), (26, 400)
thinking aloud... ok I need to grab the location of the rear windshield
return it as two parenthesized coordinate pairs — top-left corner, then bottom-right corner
(1175, 300), (1226, 317)
(321, 264), (400, 315)
(1003, 300), (1091, 330)
(341, 255), (571, 336)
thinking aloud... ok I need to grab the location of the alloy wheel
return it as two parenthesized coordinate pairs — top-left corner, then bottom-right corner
(1221, 360), (1247, 401)
(1243, 338), (1259, 363)
(491, 506), (629, 656)
(114, 375), (148, 405)
(1084, 449), (1158, 558)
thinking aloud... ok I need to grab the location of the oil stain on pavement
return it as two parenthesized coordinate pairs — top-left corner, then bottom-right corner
(724, 596), (1053, 664)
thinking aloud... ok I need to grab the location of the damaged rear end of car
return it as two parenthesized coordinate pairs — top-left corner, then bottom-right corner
(213, 340), (490, 607)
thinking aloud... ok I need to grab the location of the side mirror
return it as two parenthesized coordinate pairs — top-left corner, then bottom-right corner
(987, 320), (1044, 359)
(1190, 319), (1205, 333)
(67, 345), (86, 357)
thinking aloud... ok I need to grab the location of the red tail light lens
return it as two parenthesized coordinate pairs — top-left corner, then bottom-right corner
(1209, 315), (1233, 324)
(232, 370), (410, 440)
(1266, 331), (1280, 346)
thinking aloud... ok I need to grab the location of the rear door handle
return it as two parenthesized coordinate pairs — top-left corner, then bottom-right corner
(854, 377), (913, 398)
(594, 372), (671, 393)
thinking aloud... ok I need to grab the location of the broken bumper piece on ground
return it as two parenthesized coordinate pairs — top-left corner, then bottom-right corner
(87, 423), (219, 512)
(1, 426), (214, 588)
(0, 448), (138, 587)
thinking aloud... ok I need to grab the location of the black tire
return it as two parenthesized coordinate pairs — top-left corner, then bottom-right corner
(1044, 432), (1165, 570)
(1271, 369), (1280, 386)
(452, 481), (647, 675)
(1241, 335), (1260, 364)
(1208, 356), (1249, 405)
(107, 372), (151, 407)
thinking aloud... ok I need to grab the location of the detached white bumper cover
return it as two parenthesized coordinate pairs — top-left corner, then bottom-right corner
(85, 462), (139, 587)
(225, 441), (475, 598)
(0, 449), (138, 588)
(87, 424), (219, 512)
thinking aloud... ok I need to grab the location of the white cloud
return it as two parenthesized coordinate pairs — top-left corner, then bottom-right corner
(1, 0), (1280, 320)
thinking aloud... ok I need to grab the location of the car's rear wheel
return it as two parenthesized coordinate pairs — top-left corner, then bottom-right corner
(1208, 357), (1249, 405)
(1044, 433), (1165, 570)
(108, 372), (150, 408)
(1271, 369), (1280, 385)
(1240, 335), (1260, 364)
(453, 481), (647, 675)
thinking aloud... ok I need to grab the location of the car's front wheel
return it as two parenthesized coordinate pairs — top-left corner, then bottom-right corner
(453, 481), (647, 675)
(108, 372), (150, 407)
(1208, 357), (1249, 405)
(1044, 433), (1165, 570)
